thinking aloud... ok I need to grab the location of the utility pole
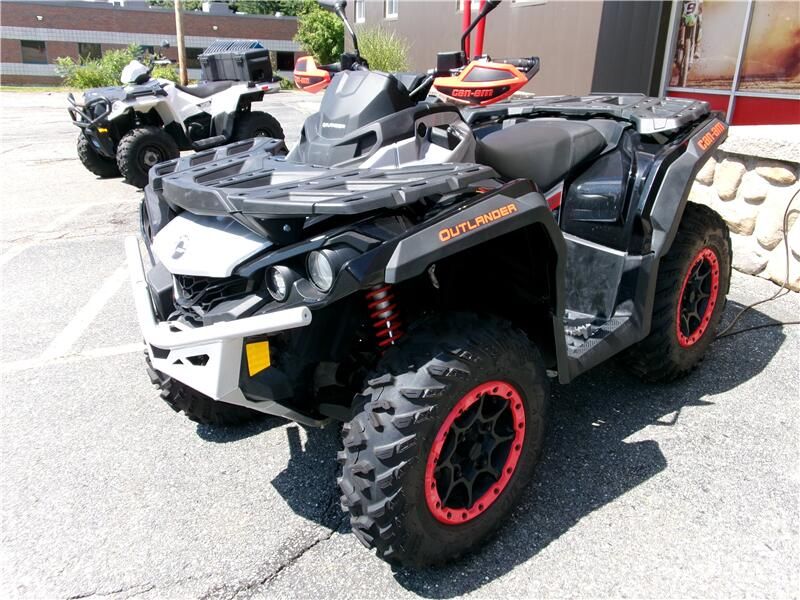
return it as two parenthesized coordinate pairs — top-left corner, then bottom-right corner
(174, 0), (188, 85)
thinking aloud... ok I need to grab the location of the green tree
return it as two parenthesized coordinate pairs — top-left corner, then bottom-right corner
(294, 0), (343, 65)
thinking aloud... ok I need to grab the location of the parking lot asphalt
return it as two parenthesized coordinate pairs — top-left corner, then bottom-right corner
(1, 90), (798, 600)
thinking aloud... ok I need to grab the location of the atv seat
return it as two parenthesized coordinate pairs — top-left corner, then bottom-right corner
(175, 81), (235, 98)
(476, 120), (606, 191)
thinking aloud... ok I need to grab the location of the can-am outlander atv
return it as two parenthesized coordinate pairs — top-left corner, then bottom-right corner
(68, 41), (284, 188)
(127, 0), (731, 566)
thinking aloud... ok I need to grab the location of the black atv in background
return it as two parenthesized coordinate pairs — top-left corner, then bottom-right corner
(68, 41), (283, 188)
(126, 0), (731, 566)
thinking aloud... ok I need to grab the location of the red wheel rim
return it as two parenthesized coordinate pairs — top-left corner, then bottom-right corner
(676, 247), (720, 348)
(424, 381), (526, 525)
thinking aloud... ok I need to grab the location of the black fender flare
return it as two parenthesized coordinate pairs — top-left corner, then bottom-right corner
(384, 181), (566, 349)
(638, 115), (727, 338)
(648, 115), (727, 258)
(385, 180), (565, 288)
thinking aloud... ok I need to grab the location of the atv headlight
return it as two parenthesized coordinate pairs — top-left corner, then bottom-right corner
(266, 266), (298, 302)
(306, 247), (360, 293)
(306, 250), (334, 292)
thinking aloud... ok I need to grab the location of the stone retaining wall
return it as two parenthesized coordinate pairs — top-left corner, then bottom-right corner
(687, 125), (799, 292)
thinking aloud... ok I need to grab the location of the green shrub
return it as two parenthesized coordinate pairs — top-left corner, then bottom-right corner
(279, 77), (296, 90)
(55, 44), (178, 89)
(230, 0), (303, 15)
(356, 26), (409, 72)
(152, 64), (179, 83)
(294, 0), (343, 65)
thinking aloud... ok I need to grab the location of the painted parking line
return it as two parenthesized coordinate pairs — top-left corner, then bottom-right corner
(0, 342), (144, 374)
(40, 264), (129, 361)
(8, 198), (139, 218)
(0, 243), (29, 268)
(0, 204), (94, 266)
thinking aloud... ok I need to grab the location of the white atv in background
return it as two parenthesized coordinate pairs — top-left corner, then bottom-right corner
(68, 41), (284, 188)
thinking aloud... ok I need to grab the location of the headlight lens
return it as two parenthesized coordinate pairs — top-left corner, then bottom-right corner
(266, 266), (296, 301)
(306, 250), (334, 292)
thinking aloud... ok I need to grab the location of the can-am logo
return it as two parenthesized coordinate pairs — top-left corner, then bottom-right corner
(697, 121), (725, 151)
(172, 235), (189, 258)
(322, 121), (346, 129)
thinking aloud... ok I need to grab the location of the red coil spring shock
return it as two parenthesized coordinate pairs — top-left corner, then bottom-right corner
(365, 284), (404, 349)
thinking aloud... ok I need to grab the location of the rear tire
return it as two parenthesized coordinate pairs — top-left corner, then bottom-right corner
(77, 133), (119, 178)
(338, 313), (548, 567)
(145, 353), (264, 427)
(116, 126), (179, 188)
(232, 111), (284, 141)
(624, 202), (731, 381)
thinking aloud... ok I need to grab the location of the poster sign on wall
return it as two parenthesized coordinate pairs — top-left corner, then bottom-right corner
(666, 0), (799, 124)
(738, 1), (800, 94)
(669, 0), (748, 89)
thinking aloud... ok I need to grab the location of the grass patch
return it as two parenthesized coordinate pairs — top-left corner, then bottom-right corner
(0, 85), (76, 93)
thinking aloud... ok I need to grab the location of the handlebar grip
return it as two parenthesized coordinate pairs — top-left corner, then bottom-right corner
(498, 57), (540, 73)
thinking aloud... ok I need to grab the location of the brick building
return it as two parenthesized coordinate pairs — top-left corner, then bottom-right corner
(0, 0), (301, 85)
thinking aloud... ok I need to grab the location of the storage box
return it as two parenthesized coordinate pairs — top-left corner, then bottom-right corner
(199, 40), (274, 83)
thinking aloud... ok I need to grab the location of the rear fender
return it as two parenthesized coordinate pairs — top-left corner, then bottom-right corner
(648, 116), (727, 258)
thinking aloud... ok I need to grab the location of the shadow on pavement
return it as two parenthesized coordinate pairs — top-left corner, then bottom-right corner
(209, 301), (789, 596)
(392, 301), (788, 597)
(195, 415), (286, 443)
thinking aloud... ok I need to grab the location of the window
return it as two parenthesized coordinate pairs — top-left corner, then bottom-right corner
(20, 40), (47, 64)
(355, 0), (365, 23)
(78, 42), (102, 60)
(186, 48), (203, 69)
(385, 0), (398, 19)
(276, 51), (294, 71)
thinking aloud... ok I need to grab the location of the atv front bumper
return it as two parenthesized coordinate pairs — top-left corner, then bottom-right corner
(67, 93), (116, 158)
(125, 236), (317, 421)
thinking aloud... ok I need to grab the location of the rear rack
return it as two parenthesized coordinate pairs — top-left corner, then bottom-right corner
(148, 137), (496, 241)
(463, 93), (711, 135)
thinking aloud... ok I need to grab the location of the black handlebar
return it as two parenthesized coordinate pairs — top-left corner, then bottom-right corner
(496, 56), (540, 75)
(460, 0), (502, 58)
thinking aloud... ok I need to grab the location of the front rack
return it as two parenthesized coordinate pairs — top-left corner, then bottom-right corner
(148, 137), (496, 241)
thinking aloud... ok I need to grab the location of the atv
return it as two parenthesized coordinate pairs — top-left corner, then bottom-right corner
(126, 0), (731, 566)
(68, 41), (284, 188)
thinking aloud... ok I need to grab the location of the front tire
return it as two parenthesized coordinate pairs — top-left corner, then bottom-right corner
(145, 354), (264, 427)
(624, 202), (731, 381)
(232, 111), (285, 141)
(77, 133), (119, 178)
(116, 126), (179, 188)
(338, 314), (549, 567)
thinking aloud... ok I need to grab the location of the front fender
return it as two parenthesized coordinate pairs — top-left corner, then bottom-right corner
(384, 180), (566, 291)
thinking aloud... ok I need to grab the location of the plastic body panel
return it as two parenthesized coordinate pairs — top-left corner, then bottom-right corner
(293, 56), (333, 93)
(433, 60), (530, 106)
